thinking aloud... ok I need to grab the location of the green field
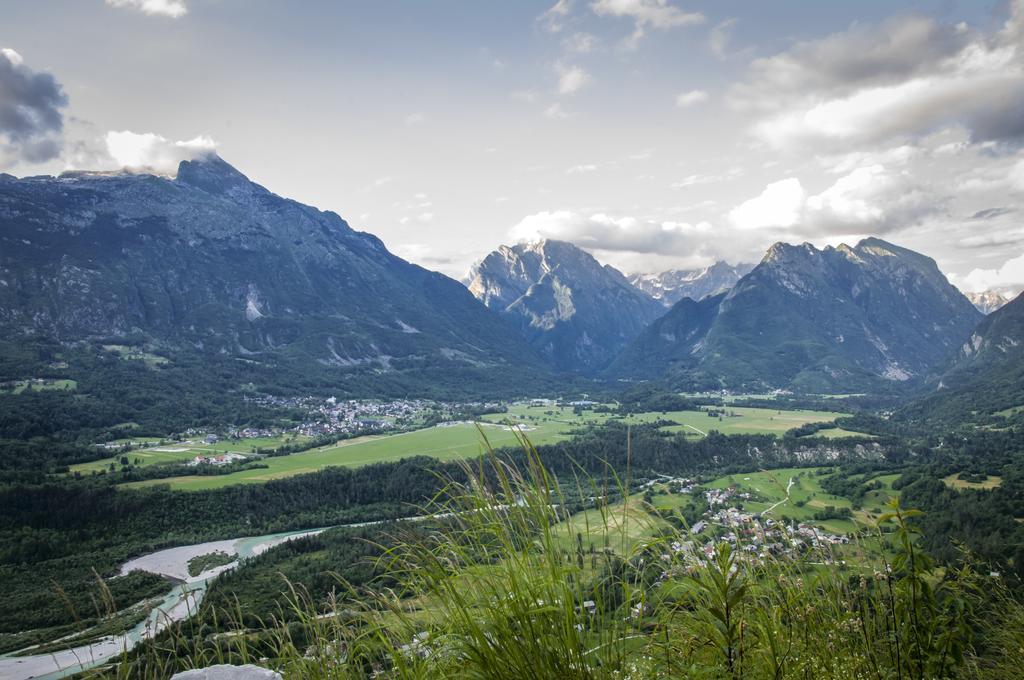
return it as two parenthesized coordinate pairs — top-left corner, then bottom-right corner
(700, 468), (899, 534)
(111, 403), (853, 492)
(483, 403), (853, 438)
(0, 378), (76, 394)
(119, 421), (576, 491)
(72, 435), (308, 474)
(943, 472), (1003, 490)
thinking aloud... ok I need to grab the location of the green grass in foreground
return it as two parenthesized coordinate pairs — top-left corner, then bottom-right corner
(117, 404), (852, 491)
(115, 448), (1023, 680)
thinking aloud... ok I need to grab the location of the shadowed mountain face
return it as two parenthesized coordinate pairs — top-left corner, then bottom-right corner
(610, 238), (983, 392)
(904, 291), (1024, 422)
(628, 262), (753, 306)
(464, 239), (664, 373)
(0, 155), (546, 391)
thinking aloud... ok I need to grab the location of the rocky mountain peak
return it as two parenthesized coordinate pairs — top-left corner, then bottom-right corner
(175, 154), (258, 196)
(464, 239), (663, 372)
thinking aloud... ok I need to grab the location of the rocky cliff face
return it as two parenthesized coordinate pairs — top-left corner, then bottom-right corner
(628, 261), (752, 306)
(611, 238), (982, 392)
(0, 156), (544, 387)
(464, 239), (664, 372)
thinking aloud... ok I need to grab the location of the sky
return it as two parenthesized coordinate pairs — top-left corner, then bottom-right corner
(3, 0), (1024, 295)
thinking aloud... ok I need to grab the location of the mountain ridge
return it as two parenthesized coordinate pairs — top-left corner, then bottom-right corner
(0, 155), (549, 395)
(610, 238), (982, 392)
(463, 239), (664, 373)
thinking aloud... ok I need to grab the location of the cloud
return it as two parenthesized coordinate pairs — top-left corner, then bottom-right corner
(729, 178), (805, 231)
(729, 165), (937, 236)
(102, 131), (216, 174)
(566, 163), (598, 174)
(509, 209), (712, 254)
(399, 212), (435, 225)
(556, 63), (591, 94)
(404, 112), (426, 125)
(544, 103), (570, 119)
(564, 32), (600, 53)
(591, 0), (705, 46)
(670, 167), (742, 189)
(106, 0), (188, 18)
(732, 6), (1024, 150)
(0, 48), (68, 165)
(709, 18), (737, 59)
(675, 89), (709, 108)
(955, 251), (1024, 295)
(538, 0), (573, 33)
(1012, 158), (1024, 191)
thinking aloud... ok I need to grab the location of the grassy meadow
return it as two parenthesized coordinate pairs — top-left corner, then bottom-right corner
(103, 403), (856, 491)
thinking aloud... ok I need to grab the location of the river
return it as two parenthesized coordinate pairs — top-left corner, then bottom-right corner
(0, 528), (325, 680)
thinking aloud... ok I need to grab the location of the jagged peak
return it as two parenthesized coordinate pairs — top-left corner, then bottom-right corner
(175, 154), (256, 195)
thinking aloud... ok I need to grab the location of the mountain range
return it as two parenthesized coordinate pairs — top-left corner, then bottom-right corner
(609, 239), (983, 392)
(628, 262), (753, 306)
(0, 155), (547, 395)
(463, 240), (663, 373)
(1, 156), (1014, 402)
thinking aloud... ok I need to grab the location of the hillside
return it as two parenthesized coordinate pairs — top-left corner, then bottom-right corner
(0, 156), (548, 398)
(464, 239), (663, 372)
(610, 238), (982, 392)
(904, 291), (1024, 422)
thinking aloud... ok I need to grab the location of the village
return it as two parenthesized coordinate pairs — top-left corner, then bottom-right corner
(643, 476), (851, 570)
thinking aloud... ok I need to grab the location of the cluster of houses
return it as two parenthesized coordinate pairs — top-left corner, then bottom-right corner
(186, 452), (247, 467)
(645, 477), (851, 568)
(247, 394), (508, 438)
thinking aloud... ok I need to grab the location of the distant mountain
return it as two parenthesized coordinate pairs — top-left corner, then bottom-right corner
(628, 262), (753, 306)
(966, 290), (1011, 315)
(464, 239), (664, 372)
(610, 238), (983, 392)
(903, 291), (1024, 422)
(0, 155), (548, 395)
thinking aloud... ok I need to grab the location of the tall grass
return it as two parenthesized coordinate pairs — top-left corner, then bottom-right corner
(106, 431), (1023, 679)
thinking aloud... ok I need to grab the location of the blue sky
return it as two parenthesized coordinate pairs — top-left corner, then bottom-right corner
(3, 0), (1024, 294)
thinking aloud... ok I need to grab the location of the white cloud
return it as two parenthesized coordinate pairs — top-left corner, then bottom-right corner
(670, 168), (742, 189)
(102, 131), (215, 174)
(564, 32), (599, 53)
(729, 178), (805, 230)
(106, 0), (188, 18)
(1012, 158), (1024, 191)
(709, 18), (737, 59)
(404, 112), (426, 126)
(511, 89), (540, 103)
(732, 7), (1024, 150)
(674, 89), (709, 108)
(399, 212), (435, 225)
(729, 165), (937, 235)
(591, 0), (704, 46)
(538, 0), (573, 33)
(544, 103), (570, 119)
(556, 63), (592, 95)
(955, 251), (1024, 295)
(510, 209), (712, 254)
(566, 163), (598, 174)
